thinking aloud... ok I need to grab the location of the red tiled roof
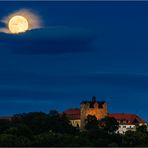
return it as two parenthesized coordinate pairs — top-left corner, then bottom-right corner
(63, 108), (145, 124)
(64, 109), (80, 120)
(0, 116), (12, 120)
(108, 113), (145, 124)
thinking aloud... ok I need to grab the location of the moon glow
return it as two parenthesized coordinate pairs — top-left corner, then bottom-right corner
(8, 15), (29, 34)
(0, 9), (41, 34)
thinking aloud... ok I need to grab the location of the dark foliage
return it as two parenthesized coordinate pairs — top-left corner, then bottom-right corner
(99, 116), (119, 134)
(85, 115), (99, 130)
(0, 111), (147, 147)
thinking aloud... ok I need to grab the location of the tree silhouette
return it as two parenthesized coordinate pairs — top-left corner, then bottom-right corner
(99, 116), (119, 134)
(85, 115), (99, 130)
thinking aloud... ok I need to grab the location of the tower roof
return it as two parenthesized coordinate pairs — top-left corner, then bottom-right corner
(80, 96), (106, 105)
(81, 100), (105, 104)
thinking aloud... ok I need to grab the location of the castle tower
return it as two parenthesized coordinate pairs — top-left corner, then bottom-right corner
(80, 96), (108, 129)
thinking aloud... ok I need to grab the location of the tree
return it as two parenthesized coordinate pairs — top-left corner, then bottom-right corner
(99, 117), (119, 134)
(85, 115), (99, 130)
(122, 130), (148, 147)
(48, 112), (78, 134)
(0, 134), (18, 147)
(5, 124), (32, 137)
(12, 112), (50, 134)
(49, 110), (59, 116)
(16, 136), (31, 147)
(0, 119), (11, 133)
(136, 125), (147, 133)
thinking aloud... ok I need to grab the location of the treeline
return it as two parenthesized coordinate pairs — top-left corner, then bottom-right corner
(0, 111), (147, 147)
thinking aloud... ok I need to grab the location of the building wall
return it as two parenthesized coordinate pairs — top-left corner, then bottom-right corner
(80, 101), (107, 129)
(70, 119), (81, 128)
(117, 124), (136, 134)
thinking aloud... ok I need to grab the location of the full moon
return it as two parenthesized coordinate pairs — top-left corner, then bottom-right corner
(8, 15), (29, 34)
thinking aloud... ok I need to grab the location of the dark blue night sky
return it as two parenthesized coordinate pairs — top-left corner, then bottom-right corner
(0, 1), (148, 120)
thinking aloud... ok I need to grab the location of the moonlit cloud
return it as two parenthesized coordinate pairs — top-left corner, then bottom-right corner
(0, 9), (42, 33)
(0, 27), (96, 54)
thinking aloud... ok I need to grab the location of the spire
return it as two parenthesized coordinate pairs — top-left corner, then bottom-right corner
(92, 96), (96, 102)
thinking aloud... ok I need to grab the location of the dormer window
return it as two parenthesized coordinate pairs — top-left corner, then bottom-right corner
(98, 103), (103, 108)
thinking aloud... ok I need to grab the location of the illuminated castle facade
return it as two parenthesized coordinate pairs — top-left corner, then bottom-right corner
(64, 96), (146, 134)
(64, 96), (108, 129)
(80, 96), (107, 129)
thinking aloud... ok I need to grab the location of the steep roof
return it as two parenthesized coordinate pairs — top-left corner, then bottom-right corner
(64, 108), (80, 120)
(108, 113), (145, 124)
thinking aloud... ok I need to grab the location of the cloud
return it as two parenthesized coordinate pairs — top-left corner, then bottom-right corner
(0, 27), (96, 54)
(0, 70), (147, 96)
(79, 72), (148, 92)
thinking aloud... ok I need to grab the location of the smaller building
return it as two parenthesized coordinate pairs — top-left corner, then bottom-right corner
(63, 108), (80, 128)
(108, 113), (145, 134)
(118, 124), (136, 134)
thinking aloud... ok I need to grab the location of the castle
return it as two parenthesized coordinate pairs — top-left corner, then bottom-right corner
(80, 96), (107, 129)
(64, 96), (146, 134)
(64, 96), (108, 129)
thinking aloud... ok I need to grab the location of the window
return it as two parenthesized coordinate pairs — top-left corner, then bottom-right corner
(98, 103), (103, 108)
(123, 120), (127, 124)
(89, 103), (94, 108)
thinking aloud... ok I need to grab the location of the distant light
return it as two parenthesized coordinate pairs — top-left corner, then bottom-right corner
(8, 15), (29, 34)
